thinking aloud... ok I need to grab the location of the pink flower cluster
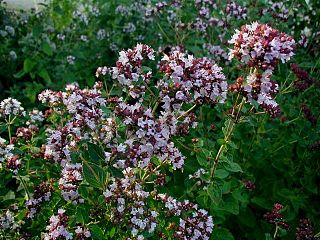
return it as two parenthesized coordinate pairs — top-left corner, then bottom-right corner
(189, 168), (208, 186)
(96, 44), (228, 170)
(103, 168), (158, 238)
(144, 2), (168, 18)
(74, 226), (91, 240)
(230, 70), (281, 117)
(103, 168), (214, 239)
(44, 209), (73, 240)
(0, 97), (24, 118)
(226, 1), (247, 20)
(192, 0), (217, 34)
(96, 44), (155, 98)
(62, 82), (105, 129)
(296, 218), (318, 240)
(195, 0), (217, 19)
(0, 137), (14, 163)
(59, 163), (84, 204)
(0, 138), (21, 173)
(44, 122), (82, 166)
(204, 43), (230, 64)
(268, 1), (289, 21)
(41, 82), (105, 165)
(291, 63), (317, 91)
(193, 0), (217, 32)
(0, 210), (16, 230)
(176, 209), (213, 240)
(263, 203), (289, 230)
(157, 194), (214, 239)
(158, 50), (228, 106)
(26, 181), (53, 218)
(39, 83), (108, 204)
(6, 155), (21, 173)
(39, 82), (105, 131)
(298, 34), (308, 48)
(31, 43), (223, 238)
(38, 90), (62, 106)
(229, 22), (295, 71)
(16, 125), (38, 141)
(229, 22), (296, 117)
(114, 100), (186, 169)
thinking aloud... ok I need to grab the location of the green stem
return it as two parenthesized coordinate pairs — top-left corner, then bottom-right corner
(142, 160), (169, 181)
(152, 101), (159, 115)
(7, 115), (12, 142)
(177, 140), (200, 153)
(17, 175), (30, 199)
(273, 225), (279, 239)
(211, 97), (245, 180)
(156, 22), (171, 43)
(177, 104), (197, 120)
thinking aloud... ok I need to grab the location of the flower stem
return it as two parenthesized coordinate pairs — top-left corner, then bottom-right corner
(177, 104), (197, 120)
(17, 174), (30, 200)
(211, 97), (245, 180)
(273, 224), (279, 239)
(7, 115), (12, 143)
(152, 101), (160, 115)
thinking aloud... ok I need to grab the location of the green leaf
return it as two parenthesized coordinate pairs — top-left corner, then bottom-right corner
(2, 190), (15, 201)
(109, 227), (116, 238)
(15, 209), (27, 221)
(53, 5), (64, 15)
(221, 181), (231, 194)
(238, 208), (256, 228)
(225, 162), (242, 172)
(32, 25), (43, 38)
(251, 197), (271, 209)
(212, 227), (235, 240)
(90, 225), (105, 239)
(251, 99), (260, 110)
(23, 58), (36, 73)
(304, 0), (310, 8)
(215, 169), (229, 179)
(82, 161), (107, 189)
(196, 191), (209, 206)
(232, 189), (248, 203)
(78, 185), (89, 198)
(265, 233), (273, 240)
(108, 166), (124, 178)
(217, 138), (225, 145)
(228, 141), (238, 149)
(222, 196), (239, 215)
(196, 149), (210, 167)
(38, 69), (51, 83)
(141, 66), (152, 73)
(207, 183), (222, 202)
(87, 142), (105, 164)
(101, 106), (112, 117)
(13, 70), (26, 78)
(110, 87), (122, 96)
(75, 205), (89, 224)
(23, 82), (44, 103)
(41, 42), (53, 56)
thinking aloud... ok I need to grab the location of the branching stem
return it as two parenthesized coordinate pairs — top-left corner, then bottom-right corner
(210, 96), (245, 180)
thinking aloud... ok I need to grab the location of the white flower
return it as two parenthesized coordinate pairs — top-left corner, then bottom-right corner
(0, 98), (24, 117)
